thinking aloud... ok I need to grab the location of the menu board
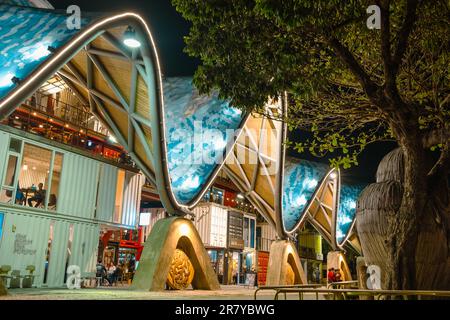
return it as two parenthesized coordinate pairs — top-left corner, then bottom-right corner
(245, 273), (256, 287)
(227, 211), (244, 249)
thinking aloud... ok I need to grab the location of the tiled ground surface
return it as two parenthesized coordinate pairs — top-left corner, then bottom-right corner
(0, 285), (326, 300)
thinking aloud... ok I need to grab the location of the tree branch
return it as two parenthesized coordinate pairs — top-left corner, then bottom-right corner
(428, 140), (450, 181)
(377, 0), (395, 88)
(422, 128), (450, 149)
(326, 37), (380, 100)
(392, 0), (420, 76)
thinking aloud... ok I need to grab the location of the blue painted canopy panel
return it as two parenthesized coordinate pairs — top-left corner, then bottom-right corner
(336, 183), (366, 245)
(163, 77), (243, 205)
(1, 1), (35, 6)
(0, 4), (92, 99)
(282, 158), (330, 232)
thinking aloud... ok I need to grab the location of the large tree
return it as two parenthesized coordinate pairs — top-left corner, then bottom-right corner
(173, 0), (450, 290)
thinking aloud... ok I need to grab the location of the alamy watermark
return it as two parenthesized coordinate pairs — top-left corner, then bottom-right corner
(66, 5), (81, 30)
(366, 264), (382, 289)
(367, 5), (381, 30)
(66, 265), (81, 290)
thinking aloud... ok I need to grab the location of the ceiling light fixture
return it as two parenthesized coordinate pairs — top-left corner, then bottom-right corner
(123, 26), (141, 48)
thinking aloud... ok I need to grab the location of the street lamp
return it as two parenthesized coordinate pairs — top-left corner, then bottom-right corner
(123, 26), (141, 48)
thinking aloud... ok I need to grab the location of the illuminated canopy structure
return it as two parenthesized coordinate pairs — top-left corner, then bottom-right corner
(0, 1), (365, 251)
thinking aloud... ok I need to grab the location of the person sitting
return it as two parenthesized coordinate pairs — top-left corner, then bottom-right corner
(27, 183), (46, 207)
(96, 260), (108, 286)
(327, 268), (336, 283)
(15, 184), (25, 205)
(335, 269), (342, 282)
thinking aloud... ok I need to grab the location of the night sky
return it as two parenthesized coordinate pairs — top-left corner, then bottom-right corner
(52, 0), (397, 182)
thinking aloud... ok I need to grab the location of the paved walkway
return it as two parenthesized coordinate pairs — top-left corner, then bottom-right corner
(0, 285), (326, 300)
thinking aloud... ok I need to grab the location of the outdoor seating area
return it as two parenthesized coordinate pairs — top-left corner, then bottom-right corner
(0, 265), (37, 289)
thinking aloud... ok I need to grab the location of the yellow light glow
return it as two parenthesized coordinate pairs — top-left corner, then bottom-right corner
(179, 223), (190, 236)
(286, 245), (293, 255)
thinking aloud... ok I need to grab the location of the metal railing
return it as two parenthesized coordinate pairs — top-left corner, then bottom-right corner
(21, 92), (94, 134)
(327, 280), (359, 289)
(254, 284), (322, 300)
(23, 93), (108, 136)
(258, 287), (450, 300)
(3, 93), (137, 169)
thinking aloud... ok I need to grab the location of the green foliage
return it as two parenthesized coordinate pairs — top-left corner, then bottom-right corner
(173, 0), (450, 169)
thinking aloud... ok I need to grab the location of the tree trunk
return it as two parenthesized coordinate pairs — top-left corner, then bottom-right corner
(388, 144), (426, 290)
(357, 148), (450, 291)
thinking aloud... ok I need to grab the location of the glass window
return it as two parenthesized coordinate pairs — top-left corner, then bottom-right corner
(3, 155), (18, 187)
(211, 187), (224, 205)
(0, 155), (19, 204)
(43, 222), (55, 284)
(9, 138), (22, 153)
(131, 229), (139, 242)
(63, 224), (74, 283)
(18, 143), (52, 208)
(250, 219), (255, 248)
(0, 212), (4, 241)
(48, 153), (63, 211)
(203, 188), (211, 202)
(0, 138), (63, 211)
(243, 218), (249, 247)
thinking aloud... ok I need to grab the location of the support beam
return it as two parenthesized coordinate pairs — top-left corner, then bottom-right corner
(87, 52), (130, 112)
(266, 240), (306, 285)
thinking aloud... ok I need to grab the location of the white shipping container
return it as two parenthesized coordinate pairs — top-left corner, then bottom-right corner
(192, 203), (227, 248)
(258, 223), (277, 252)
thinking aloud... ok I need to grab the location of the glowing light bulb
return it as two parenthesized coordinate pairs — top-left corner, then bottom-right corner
(123, 27), (141, 48)
(179, 223), (190, 236)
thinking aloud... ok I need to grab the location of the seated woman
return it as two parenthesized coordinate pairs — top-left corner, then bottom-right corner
(15, 184), (25, 205)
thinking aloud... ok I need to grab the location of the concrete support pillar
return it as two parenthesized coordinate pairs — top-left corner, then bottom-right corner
(266, 240), (307, 286)
(131, 217), (220, 291)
